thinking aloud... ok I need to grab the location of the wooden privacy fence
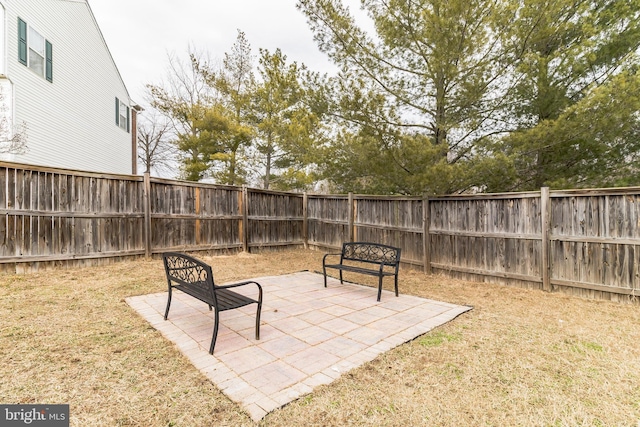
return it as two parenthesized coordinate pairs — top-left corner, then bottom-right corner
(428, 188), (640, 302)
(1, 162), (640, 302)
(0, 163), (311, 270)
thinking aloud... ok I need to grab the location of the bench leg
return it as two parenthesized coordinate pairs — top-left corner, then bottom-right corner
(164, 288), (173, 320)
(209, 310), (220, 355)
(323, 266), (328, 288)
(339, 270), (344, 284)
(394, 274), (399, 297)
(377, 275), (383, 302)
(255, 302), (262, 340)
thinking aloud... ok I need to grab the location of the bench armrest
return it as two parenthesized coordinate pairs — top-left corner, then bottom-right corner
(217, 280), (263, 301)
(322, 253), (342, 266)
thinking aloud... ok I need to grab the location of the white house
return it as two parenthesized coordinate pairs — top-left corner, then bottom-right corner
(0, 0), (138, 175)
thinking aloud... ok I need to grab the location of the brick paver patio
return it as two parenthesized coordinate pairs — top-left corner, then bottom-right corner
(126, 271), (472, 421)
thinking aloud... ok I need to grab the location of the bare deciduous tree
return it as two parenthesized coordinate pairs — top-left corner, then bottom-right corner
(0, 86), (27, 154)
(137, 110), (176, 177)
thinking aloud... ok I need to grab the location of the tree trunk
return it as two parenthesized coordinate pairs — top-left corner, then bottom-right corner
(434, 70), (448, 149)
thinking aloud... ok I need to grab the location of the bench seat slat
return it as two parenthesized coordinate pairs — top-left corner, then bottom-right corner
(174, 282), (212, 304)
(323, 264), (397, 276)
(216, 288), (258, 311)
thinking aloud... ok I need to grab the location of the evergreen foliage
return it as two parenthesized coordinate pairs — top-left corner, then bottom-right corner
(147, 1), (640, 194)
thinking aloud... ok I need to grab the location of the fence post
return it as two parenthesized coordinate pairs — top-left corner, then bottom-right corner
(195, 186), (201, 246)
(423, 196), (431, 274)
(303, 192), (308, 249)
(541, 186), (551, 291)
(143, 172), (152, 258)
(348, 192), (355, 242)
(241, 186), (249, 253)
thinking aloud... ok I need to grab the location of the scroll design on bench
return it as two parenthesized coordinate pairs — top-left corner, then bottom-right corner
(343, 244), (400, 264)
(162, 252), (262, 354)
(322, 242), (401, 301)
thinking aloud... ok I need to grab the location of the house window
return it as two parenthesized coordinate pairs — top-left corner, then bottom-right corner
(28, 27), (45, 76)
(18, 18), (53, 82)
(115, 97), (130, 133)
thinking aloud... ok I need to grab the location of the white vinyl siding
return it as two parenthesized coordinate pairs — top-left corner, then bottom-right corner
(2, 0), (133, 174)
(0, 5), (6, 75)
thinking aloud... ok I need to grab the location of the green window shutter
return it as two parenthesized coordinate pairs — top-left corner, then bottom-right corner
(18, 18), (27, 65)
(115, 97), (120, 126)
(126, 106), (130, 133)
(45, 41), (53, 82)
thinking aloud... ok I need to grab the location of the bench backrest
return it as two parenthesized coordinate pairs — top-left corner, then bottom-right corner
(341, 242), (401, 267)
(163, 252), (216, 304)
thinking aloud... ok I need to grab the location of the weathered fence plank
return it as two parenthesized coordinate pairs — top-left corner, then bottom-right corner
(547, 190), (640, 300)
(307, 195), (350, 249)
(246, 189), (304, 250)
(428, 193), (544, 289)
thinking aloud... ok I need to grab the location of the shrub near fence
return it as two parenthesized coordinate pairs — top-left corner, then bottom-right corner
(2, 161), (640, 303)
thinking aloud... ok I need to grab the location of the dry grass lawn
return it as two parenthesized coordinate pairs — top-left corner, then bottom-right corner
(1, 249), (640, 426)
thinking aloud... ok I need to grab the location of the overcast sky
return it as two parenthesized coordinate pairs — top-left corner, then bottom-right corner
(88, 0), (346, 105)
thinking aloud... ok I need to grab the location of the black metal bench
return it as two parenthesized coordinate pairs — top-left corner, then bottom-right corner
(322, 242), (401, 301)
(162, 252), (262, 354)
